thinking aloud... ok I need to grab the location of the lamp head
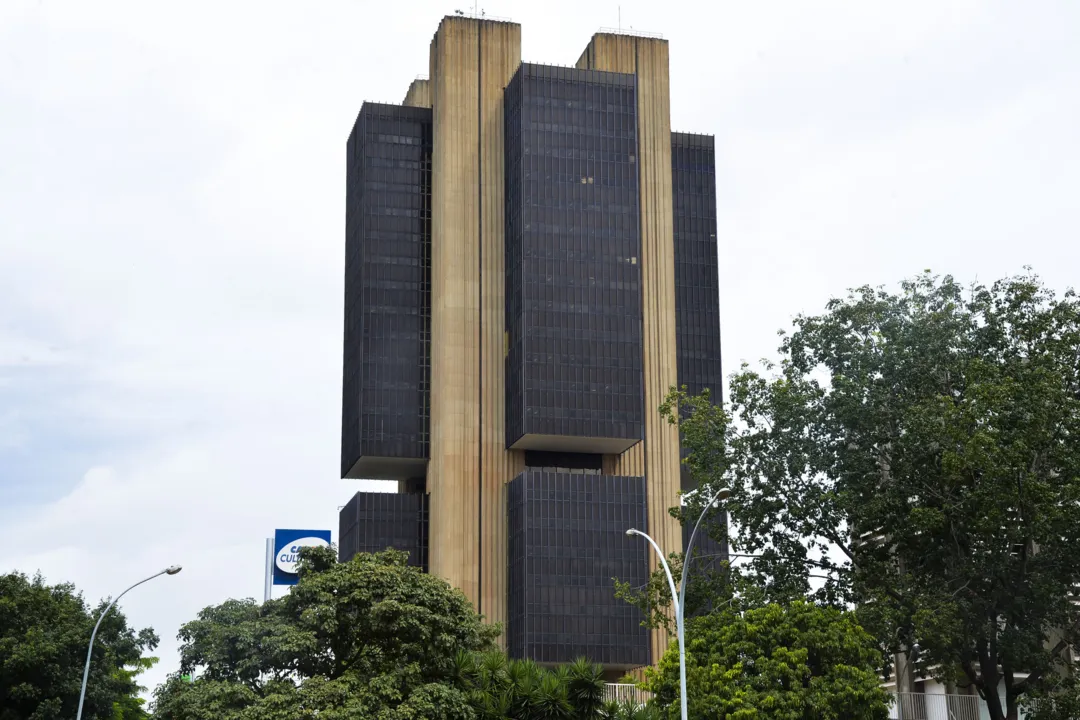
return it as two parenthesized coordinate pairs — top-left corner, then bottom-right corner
(715, 488), (732, 501)
(626, 528), (638, 536)
(165, 566), (182, 575)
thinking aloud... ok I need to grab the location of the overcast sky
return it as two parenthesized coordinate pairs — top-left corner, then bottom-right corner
(1, 0), (1077, 698)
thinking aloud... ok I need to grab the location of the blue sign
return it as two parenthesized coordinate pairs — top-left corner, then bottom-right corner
(272, 529), (332, 586)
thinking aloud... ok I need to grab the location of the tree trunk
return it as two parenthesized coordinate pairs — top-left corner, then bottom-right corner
(1004, 665), (1019, 720)
(983, 690), (1006, 720)
(894, 650), (916, 720)
(895, 651), (916, 690)
(977, 633), (1006, 720)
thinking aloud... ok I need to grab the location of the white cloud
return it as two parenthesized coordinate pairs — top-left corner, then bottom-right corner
(1, 0), (1077, 700)
(0, 410), (29, 449)
(0, 335), (65, 368)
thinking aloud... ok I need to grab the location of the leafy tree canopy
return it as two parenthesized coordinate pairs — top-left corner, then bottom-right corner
(457, 652), (613, 720)
(151, 547), (500, 719)
(1021, 673), (1080, 720)
(644, 601), (889, 720)
(0, 571), (159, 720)
(629, 272), (1080, 720)
(153, 548), (637, 720)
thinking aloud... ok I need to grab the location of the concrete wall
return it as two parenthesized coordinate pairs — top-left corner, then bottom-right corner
(403, 78), (432, 108)
(427, 16), (524, 633)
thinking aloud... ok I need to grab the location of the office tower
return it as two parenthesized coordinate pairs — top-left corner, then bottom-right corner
(340, 16), (723, 673)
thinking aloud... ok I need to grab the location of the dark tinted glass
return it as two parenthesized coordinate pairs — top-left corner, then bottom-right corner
(504, 64), (644, 448)
(507, 470), (650, 668)
(671, 132), (722, 404)
(524, 450), (603, 472)
(671, 132), (726, 570)
(338, 491), (429, 570)
(342, 103), (432, 476)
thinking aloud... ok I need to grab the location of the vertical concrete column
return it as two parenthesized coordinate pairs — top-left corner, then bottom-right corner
(429, 16), (482, 603)
(477, 19), (523, 632)
(577, 33), (681, 665)
(428, 16), (522, 632)
(403, 78), (432, 108)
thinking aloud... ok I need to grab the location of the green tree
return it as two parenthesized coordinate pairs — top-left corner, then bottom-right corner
(152, 547), (499, 719)
(1021, 673), (1080, 720)
(0, 571), (159, 720)
(110, 656), (158, 719)
(644, 601), (888, 720)
(457, 652), (608, 720)
(647, 272), (1080, 720)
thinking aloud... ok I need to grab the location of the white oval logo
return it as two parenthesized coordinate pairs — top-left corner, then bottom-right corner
(275, 536), (330, 575)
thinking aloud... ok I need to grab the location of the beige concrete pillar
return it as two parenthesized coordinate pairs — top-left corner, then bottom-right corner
(403, 78), (432, 108)
(427, 15), (522, 635)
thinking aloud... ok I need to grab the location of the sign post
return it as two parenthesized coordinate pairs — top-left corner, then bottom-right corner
(263, 538), (274, 602)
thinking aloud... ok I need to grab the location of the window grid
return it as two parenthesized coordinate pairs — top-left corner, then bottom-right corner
(342, 103), (432, 476)
(507, 470), (650, 667)
(505, 64), (644, 448)
(338, 491), (429, 571)
(672, 132), (722, 403)
(672, 132), (725, 568)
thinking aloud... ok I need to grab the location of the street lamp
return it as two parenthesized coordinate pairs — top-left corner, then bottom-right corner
(76, 566), (182, 720)
(627, 486), (730, 720)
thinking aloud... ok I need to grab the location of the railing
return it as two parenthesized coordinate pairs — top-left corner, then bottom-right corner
(449, 10), (514, 22)
(604, 686), (1001, 718)
(888, 692), (981, 720)
(604, 683), (652, 707)
(596, 26), (664, 39)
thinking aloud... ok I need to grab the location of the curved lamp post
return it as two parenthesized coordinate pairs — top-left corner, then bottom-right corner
(627, 486), (730, 720)
(76, 566), (182, 720)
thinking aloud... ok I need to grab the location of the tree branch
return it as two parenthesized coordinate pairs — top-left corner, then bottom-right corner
(1014, 615), (1080, 693)
(960, 653), (984, 699)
